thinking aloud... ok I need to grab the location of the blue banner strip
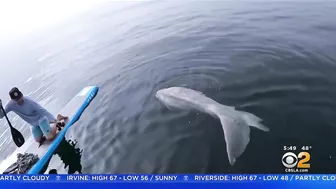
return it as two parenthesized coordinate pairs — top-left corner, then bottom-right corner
(0, 174), (336, 183)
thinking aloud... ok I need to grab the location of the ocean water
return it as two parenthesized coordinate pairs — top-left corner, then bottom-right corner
(1, 1), (336, 174)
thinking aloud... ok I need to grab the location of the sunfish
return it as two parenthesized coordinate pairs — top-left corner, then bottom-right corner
(155, 87), (269, 165)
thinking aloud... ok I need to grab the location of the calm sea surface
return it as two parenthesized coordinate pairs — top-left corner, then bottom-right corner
(1, 1), (336, 173)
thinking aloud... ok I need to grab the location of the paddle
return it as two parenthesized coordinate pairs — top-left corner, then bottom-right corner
(1, 105), (25, 147)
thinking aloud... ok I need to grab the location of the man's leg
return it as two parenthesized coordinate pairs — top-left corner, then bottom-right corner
(30, 126), (43, 143)
(57, 114), (68, 121)
(55, 114), (68, 129)
(43, 124), (57, 140)
(39, 117), (57, 140)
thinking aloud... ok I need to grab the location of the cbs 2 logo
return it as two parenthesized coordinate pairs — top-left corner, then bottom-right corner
(282, 152), (310, 168)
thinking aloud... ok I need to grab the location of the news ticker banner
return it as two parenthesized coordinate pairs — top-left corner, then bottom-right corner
(1, 174), (336, 183)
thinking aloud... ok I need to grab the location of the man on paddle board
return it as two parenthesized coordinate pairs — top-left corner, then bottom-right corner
(0, 87), (68, 143)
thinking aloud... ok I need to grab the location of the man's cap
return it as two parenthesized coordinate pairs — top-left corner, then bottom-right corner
(9, 87), (23, 100)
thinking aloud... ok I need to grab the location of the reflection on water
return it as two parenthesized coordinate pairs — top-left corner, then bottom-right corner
(43, 138), (83, 174)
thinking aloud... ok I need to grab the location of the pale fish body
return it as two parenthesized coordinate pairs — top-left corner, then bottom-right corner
(156, 87), (269, 165)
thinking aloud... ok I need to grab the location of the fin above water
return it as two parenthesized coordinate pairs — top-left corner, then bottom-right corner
(239, 111), (270, 132)
(217, 110), (250, 165)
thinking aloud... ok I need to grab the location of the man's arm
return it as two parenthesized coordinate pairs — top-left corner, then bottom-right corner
(25, 96), (57, 123)
(0, 99), (12, 119)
